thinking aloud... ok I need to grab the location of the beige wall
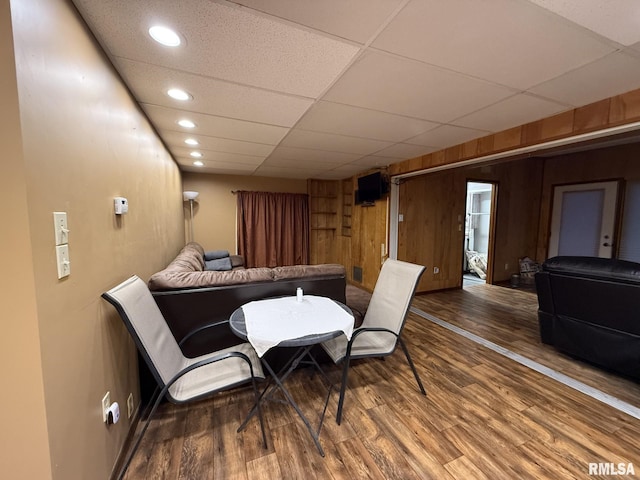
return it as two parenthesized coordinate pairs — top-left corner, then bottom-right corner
(182, 172), (306, 252)
(9, 0), (184, 478)
(0, 2), (52, 478)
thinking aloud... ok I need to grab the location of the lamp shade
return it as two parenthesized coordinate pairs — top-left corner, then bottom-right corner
(183, 191), (199, 201)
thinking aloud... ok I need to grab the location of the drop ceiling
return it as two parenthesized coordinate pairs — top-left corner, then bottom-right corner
(71, 0), (640, 179)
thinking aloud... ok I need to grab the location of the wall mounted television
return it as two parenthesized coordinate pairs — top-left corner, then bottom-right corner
(355, 171), (388, 205)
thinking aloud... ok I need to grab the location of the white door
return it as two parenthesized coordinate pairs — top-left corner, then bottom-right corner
(548, 181), (618, 258)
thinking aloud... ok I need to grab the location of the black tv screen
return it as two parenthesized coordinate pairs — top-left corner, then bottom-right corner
(356, 171), (386, 204)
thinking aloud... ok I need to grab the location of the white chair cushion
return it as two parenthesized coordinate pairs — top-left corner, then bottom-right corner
(169, 342), (264, 402)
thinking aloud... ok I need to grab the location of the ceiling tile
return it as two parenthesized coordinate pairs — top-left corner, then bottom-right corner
(173, 148), (266, 165)
(323, 51), (516, 122)
(252, 165), (326, 178)
(316, 164), (370, 179)
(529, 52), (640, 106)
(528, 0), (640, 46)
(71, 0), (640, 180)
(405, 124), (490, 148)
(115, 58), (313, 127)
(231, 0), (405, 44)
(176, 159), (258, 175)
(160, 130), (276, 157)
(350, 155), (396, 168)
(296, 101), (439, 142)
(372, 0), (615, 89)
(142, 105), (290, 145)
(374, 143), (437, 158)
(73, 0), (360, 97)
(280, 128), (394, 155)
(261, 157), (341, 169)
(454, 94), (568, 132)
(268, 146), (361, 164)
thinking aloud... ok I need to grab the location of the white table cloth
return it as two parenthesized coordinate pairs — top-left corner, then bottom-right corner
(242, 295), (354, 357)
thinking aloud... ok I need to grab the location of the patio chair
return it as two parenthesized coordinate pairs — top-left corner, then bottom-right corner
(102, 275), (266, 479)
(321, 259), (426, 424)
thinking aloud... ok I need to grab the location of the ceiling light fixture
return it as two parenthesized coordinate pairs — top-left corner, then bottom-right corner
(148, 25), (181, 47)
(190, 151), (203, 158)
(193, 160), (204, 167)
(167, 88), (191, 101)
(184, 138), (199, 146)
(177, 119), (196, 129)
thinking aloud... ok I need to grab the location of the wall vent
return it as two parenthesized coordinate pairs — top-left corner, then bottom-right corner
(353, 266), (363, 283)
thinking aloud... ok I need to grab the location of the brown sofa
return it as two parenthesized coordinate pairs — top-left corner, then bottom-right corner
(148, 242), (347, 358)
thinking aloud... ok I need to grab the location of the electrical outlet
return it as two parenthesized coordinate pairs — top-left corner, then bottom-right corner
(127, 393), (134, 419)
(101, 392), (110, 423)
(433, 266), (440, 274)
(505, 263), (509, 270)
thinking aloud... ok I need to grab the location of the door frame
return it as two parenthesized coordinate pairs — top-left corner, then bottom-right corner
(462, 179), (498, 285)
(547, 180), (620, 258)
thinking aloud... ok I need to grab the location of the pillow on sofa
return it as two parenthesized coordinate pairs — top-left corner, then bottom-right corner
(230, 254), (244, 268)
(204, 250), (229, 261)
(205, 257), (232, 271)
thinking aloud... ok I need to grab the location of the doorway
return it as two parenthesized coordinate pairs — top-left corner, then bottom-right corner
(548, 181), (619, 259)
(463, 181), (496, 287)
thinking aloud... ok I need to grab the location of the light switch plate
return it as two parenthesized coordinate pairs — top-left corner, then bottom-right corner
(56, 244), (70, 278)
(53, 212), (68, 245)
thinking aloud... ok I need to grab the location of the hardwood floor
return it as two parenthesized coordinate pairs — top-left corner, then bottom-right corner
(123, 285), (640, 479)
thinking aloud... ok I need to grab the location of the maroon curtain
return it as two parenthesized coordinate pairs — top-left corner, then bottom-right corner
(237, 191), (309, 268)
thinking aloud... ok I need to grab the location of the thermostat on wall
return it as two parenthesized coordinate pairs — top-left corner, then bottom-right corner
(114, 197), (128, 215)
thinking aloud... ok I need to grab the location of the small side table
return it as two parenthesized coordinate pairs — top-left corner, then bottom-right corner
(230, 297), (353, 456)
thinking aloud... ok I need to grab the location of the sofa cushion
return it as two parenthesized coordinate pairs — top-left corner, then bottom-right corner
(272, 264), (345, 281)
(230, 254), (244, 268)
(149, 267), (274, 290)
(171, 242), (205, 271)
(163, 256), (200, 273)
(543, 256), (640, 285)
(204, 250), (229, 261)
(204, 257), (232, 271)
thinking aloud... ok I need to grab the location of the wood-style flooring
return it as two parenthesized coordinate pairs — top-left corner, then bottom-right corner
(122, 284), (640, 479)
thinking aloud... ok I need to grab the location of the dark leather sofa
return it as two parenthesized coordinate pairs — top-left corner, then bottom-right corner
(149, 243), (346, 358)
(535, 256), (640, 380)
(138, 243), (347, 405)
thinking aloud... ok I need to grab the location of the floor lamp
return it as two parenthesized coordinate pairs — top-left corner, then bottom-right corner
(183, 191), (199, 243)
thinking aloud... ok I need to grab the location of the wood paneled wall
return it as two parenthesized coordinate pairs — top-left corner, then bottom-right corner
(389, 88), (640, 178)
(309, 147), (639, 293)
(535, 143), (640, 261)
(309, 176), (388, 292)
(398, 170), (465, 291)
(350, 194), (389, 290)
(397, 159), (544, 292)
(308, 88), (640, 293)
(308, 180), (338, 265)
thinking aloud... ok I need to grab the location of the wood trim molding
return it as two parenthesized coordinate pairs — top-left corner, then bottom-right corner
(389, 88), (640, 177)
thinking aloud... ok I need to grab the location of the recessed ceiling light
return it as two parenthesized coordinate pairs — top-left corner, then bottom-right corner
(184, 138), (199, 146)
(193, 160), (204, 167)
(190, 151), (203, 158)
(148, 26), (181, 47)
(167, 88), (191, 101)
(177, 119), (196, 128)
